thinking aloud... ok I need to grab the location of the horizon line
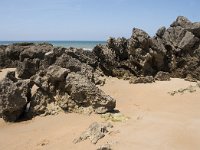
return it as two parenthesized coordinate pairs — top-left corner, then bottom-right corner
(0, 40), (107, 42)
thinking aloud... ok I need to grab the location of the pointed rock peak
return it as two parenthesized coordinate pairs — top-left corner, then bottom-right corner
(131, 28), (150, 39)
(170, 16), (192, 27)
(156, 26), (166, 38)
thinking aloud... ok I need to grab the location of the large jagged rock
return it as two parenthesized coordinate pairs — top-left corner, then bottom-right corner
(65, 47), (97, 68)
(25, 65), (69, 117)
(17, 58), (40, 79)
(171, 16), (200, 38)
(0, 46), (8, 68)
(127, 28), (153, 75)
(0, 43), (53, 70)
(16, 43), (54, 79)
(93, 45), (118, 76)
(56, 54), (94, 79)
(156, 26), (166, 38)
(0, 75), (32, 122)
(27, 89), (68, 117)
(94, 28), (154, 78)
(107, 37), (129, 61)
(31, 65), (69, 93)
(128, 28), (151, 51)
(0, 45), (21, 68)
(19, 43), (53, 62)
(28, 65), (115, 117)
(65, 73), (116, 114)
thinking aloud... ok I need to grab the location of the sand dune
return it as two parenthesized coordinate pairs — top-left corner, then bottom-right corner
(0, 69), (200, 150)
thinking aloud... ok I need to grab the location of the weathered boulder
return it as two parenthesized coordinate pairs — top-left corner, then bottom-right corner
(178, 31), (199, 51)
(1, 43), (53, 69)
(0, 46), (8, 68)
(185, 74), (198, 82)
(128, 28), (150, 51)
(65, 73), (116, 114)
(31, 65), (69, 93)
(107, 37), (129, 61)
(155, 71), (171, 81)
(55, 53), (95, 81)
(93, 45), (118, 76)
(171, 16), (192, 28)
(129, 76), (155, 84)
(0, 77), (31, 122)
(28, 65), (115, 116)
(150, 37), (167, 71)
(0, 45), (21, 68)
(171, 16), (200, 37)
(65, 47), (97, 68)
(156, 26), (166, 38)
(16, 43), (54, 79)
(27, 89), (67, 117)
(17, 58), (40, 79)
(19, 43), (53, 62)
(5, 71), (18, 82)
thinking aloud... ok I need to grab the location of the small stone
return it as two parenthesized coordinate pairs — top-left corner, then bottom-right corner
(73, 122), (113, 144)
(155, 71), (170, 81)
(97, 144), (112, 150)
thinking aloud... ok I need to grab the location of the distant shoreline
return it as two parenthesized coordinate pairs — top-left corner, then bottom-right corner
(0, 41), (106, 49)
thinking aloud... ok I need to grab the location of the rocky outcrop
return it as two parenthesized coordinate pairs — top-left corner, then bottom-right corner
(94, 16), (200, 81)
(0, 43), (115, 121)
(0, 16), (200, 122)
(27, 65), (115, 117)
(0, 73), (32, 122)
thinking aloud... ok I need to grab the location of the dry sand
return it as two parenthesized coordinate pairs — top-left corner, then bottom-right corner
(0, 68), (200, 150)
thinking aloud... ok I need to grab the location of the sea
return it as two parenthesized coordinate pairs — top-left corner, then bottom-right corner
(0, 41), (106, 50)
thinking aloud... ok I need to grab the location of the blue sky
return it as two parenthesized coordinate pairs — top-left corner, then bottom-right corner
(0, 0), (200, 41)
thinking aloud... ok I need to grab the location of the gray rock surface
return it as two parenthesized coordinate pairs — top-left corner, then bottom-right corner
(129, 76), (155, 84)
(0, 77), (31, 122)
(66, 73), (116, 114)
(73, 122), (113, 144)
(97, 144), (112, 150)
(155, 71), (171, 81)
(93, 16), (200, 81)
(28, 66), (115, 117)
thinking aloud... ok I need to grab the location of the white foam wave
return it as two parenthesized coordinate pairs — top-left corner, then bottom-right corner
(83, 48), (93, 51)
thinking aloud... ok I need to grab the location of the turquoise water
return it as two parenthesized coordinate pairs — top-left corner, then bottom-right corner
(0, 41), (106, 50)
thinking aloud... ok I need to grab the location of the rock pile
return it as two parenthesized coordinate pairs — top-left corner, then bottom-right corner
(0, 44), (116, 122)
(0, 16), (199, 122)
(94, 16), (200, 81)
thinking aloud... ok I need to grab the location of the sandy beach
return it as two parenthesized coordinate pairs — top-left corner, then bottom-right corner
(0, 68), (200, 150)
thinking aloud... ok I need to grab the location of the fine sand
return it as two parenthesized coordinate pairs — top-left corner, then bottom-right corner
(0, 68), (200, 150)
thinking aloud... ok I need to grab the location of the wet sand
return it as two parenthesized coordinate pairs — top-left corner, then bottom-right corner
(0, 69), (200, 150)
